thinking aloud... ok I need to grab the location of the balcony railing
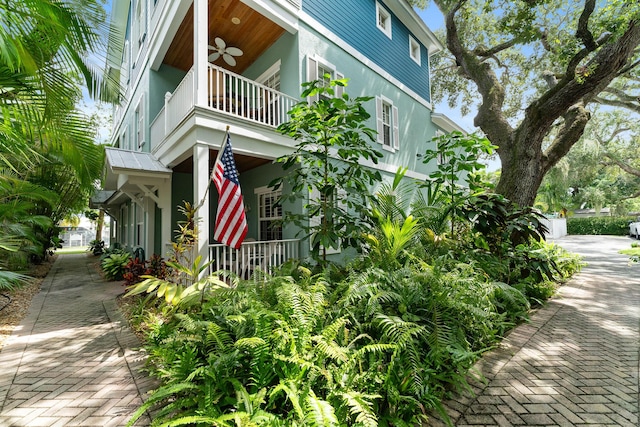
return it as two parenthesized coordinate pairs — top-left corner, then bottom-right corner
(206, 63), (297, 128)
(150, 63), (297, 147)
(209, 239), (301, 280)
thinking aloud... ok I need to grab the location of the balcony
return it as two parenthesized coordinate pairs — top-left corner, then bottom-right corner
(150, 63), (298, 150)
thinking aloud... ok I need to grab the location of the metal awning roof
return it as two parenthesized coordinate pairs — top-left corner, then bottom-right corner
(105, 147), (172, 174)
(103, 147), (172, 191)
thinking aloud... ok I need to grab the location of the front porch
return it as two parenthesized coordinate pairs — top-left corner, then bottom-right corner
(209, 238), (301, 278)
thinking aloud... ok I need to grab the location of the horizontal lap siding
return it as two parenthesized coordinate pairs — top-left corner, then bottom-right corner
(302, 0), (430, 102)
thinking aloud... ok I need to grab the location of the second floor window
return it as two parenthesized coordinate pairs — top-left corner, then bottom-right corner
(307, 56), (344, 103)
(135, 96), (145, 149)
(376, 96), (399, 152)
(409, 36), (421, 65)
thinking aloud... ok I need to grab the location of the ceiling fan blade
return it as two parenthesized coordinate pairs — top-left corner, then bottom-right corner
(215, 37), (226, 50)
(223, 54), (237, 66)
(225, 47), (243, 57)
(208, 52), (220, 61)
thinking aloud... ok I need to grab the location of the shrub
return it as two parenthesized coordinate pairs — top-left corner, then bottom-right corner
(101, 252), (132, 281)
(567, 216), (632, 235)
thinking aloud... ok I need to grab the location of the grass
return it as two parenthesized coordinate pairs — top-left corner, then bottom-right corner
(56, 246), (89, 254)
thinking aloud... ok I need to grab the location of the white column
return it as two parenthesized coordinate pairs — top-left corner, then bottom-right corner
(194, 0), (208, 106)
(159, 177), (172, 257)
(194, 144), (210, 263)
(144, 196), (155, 256)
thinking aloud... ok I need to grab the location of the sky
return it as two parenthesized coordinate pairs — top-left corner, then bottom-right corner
(415, 4), (476, 134)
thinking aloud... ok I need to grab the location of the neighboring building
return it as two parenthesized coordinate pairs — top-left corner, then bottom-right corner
(94, 0), (465, 274)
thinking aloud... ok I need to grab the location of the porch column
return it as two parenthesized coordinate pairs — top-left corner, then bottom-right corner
(144, 196), (155, 257)
(194, 143), (210, 263)
(194, 0), (208, 106)
(159, 178), (172, 257)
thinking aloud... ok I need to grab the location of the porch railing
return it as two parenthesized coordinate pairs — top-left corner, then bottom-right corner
(209, 239), (301, 279)
(207, 63), (297, 128)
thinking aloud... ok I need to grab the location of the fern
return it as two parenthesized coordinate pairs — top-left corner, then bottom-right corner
(304, 392), (339, 427)
(338, 391), (380, 427)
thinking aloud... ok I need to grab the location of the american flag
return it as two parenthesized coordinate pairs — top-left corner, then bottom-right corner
(212, 133), (248, 249)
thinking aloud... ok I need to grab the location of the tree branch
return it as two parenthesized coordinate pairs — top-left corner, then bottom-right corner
(542, 103), (590, 173)
(593, 95), (640, 114)
(576, 0), (597, 51)
(436, 0), (513, 145)
(473, 38), (519, 57)
(602, 154), (640, 178)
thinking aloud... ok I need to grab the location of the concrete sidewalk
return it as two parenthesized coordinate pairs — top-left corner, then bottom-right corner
(432, 235), (640, 426)
(0, 254), (155, 427)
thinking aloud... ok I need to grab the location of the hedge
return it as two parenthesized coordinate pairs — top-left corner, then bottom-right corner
(567, 216), (633, 235)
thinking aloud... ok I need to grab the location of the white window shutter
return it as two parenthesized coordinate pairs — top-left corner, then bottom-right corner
(392, 105), (399, 150)
(375, 97), (384, 145)
(307, 57), (318, 103)
(335, 71), (344, 98)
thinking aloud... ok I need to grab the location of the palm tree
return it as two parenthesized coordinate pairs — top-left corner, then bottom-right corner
(0, 0), (116, 272)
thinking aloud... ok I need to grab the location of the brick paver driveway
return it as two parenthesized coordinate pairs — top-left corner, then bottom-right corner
(433, 235), (640, 426)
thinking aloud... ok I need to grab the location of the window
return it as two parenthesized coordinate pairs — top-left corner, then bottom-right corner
(257, 61), (281, 125)
(122, 40), (130, 85)
(135, 96), (145, 149)
(306, 56), (344, 103)
(409, 36), (421, 65)
(132, 0), (146, 66)
(135, 204), (143, 246)
(119, 126), (128, 150)
(258, 61), (281, 91)
(256, 188), (282, 241)
(376, 2), (392, 39)
(376, 96), (399, 151)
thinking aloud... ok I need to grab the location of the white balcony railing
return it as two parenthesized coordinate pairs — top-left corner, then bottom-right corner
(150, 63), (297, 147)
(206, 63), (297, 128)
(209, 239), (301, 280)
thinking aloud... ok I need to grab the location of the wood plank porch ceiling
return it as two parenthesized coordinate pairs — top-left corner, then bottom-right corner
(172, 150), (271, 174)
(163, 0), (286, 74)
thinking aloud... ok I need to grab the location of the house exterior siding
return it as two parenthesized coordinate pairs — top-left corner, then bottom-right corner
(302, 0), (430, 103)
(97, 0), (463, 270)
(298, 24), (437, 176)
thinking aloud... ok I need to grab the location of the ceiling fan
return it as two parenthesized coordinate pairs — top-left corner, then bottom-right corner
(208, 37), (243, 67)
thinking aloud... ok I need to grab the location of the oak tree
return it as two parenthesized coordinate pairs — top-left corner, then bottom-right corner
(420, 0), (640, 206)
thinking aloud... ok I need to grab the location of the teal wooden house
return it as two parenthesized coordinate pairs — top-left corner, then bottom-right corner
(93, 0), (465, 275)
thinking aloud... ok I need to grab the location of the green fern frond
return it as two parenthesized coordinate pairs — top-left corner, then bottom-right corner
(304, 392), (339, 427)
(339, 391), (380, 427)
(126, 382), (198, 427)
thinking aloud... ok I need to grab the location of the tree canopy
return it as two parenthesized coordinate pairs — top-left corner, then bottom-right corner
(416, 0), (640, 206)
(0, 0), (114, 272)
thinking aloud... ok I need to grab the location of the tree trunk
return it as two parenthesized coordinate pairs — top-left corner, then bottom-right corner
(95, 209), (105, 242)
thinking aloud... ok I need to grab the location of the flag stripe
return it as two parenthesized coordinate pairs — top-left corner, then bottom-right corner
(212, 133), (248, 250)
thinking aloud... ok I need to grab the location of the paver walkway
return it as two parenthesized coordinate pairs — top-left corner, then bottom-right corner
(0, 254), (155, 427)
(1, 237), (638, 426)
(432, 235), (640, 426)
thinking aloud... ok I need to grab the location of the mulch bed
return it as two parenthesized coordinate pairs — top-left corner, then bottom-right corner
(0, 255), (57, 350)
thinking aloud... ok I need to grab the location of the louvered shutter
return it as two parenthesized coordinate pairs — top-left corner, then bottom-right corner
(336, 72), (345, 98)
(376, 97), (384, 145)
(392, 105), (399, 150)
(307, 57), (318, 103)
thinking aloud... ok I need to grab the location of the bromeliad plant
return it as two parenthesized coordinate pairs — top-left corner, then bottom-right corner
(126, 201), (229, 307)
